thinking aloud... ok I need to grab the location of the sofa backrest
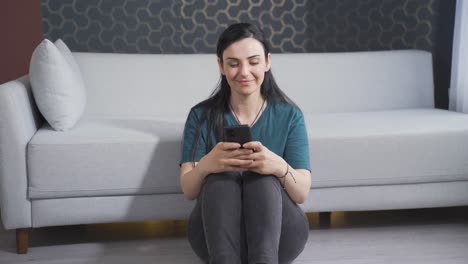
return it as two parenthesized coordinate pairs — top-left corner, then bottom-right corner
(74, 49), (434, 121)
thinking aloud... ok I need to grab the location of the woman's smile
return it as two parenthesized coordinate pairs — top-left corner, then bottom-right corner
(237, 79), (254, 85)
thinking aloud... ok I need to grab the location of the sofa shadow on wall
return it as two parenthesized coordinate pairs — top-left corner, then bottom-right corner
(86, 119), (197, 263)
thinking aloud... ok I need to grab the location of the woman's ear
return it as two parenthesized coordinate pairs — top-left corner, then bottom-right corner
(218, 57), (225, 75)
(265, 53), (272, 72)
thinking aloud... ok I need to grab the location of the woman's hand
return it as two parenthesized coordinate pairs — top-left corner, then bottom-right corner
(240, 141), (286, 177)
(240, 141), (311, 204)
(180, 142), (254, 200)
(197, 142), (254, 175)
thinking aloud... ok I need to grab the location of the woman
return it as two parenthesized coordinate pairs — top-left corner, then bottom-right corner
(180, 23), (311, 264)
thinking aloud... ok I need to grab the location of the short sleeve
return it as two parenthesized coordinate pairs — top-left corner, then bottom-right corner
(283, 109), (311, 171)
(180, 108), (207, 165)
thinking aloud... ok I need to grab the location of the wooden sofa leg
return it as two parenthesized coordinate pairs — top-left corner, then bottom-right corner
(16, 228), (30, 254)
(319, 212), (332, 229)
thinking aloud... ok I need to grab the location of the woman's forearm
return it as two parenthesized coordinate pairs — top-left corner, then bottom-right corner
(180, 161), (208, 200)
(284, 168), (311, 204)
(275, 160), (311, 204)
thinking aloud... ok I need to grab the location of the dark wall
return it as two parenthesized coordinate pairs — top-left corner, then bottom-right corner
(0, 0), (43, 84)
(42, 0), (456, 109)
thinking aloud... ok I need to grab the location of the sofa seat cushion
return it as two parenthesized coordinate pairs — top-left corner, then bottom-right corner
(27, 109), (468, 199)
(28, 118), (184, 199)
(308, 109), (468, 188)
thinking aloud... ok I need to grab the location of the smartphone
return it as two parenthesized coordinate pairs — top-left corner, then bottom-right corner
(224, 125), (252, 147)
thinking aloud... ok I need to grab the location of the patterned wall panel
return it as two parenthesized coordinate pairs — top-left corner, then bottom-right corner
(42, 0), (445, 53)
(41, 0), (455, 109)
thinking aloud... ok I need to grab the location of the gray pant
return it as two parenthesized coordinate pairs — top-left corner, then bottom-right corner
(187, 172), (309, 264)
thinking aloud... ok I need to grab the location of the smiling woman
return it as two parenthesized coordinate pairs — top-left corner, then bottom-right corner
(218, 38), (271, 102)
(179, 23), (311, 264)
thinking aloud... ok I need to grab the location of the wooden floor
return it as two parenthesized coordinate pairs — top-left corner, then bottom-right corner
(1, 206), (467, 263)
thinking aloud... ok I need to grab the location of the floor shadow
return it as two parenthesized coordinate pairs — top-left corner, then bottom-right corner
(306, 205), (468, 230)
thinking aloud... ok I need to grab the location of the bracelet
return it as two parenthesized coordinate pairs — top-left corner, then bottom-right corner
(289, 170), (296, 183)
(277, 163), (288, 189)
(278, 163), (289, 179)
(278, 163), (297, 190)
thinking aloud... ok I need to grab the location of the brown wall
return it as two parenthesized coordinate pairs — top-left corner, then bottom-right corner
(0, 0), (43, 84)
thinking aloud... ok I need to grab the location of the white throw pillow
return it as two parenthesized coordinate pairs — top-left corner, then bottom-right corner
(29, 39), (86, 131)
(54, 39), (84, 80)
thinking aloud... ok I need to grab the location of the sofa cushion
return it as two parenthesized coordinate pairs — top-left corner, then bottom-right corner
(27, 109), (468, 200)
(29, 39), (86, 131)
(28, 118), (184, 199)
(308, 108), (468, 188)
(73, 50), (434, 120)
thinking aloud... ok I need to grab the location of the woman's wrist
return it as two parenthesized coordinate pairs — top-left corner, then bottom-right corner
(195, 157), (210, 180)
(275, 159), (289, 178)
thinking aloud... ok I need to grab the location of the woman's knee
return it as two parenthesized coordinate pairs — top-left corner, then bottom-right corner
(202, 172), (242, 194)
(204, 172), (241, 185)
(243, 173), (282, 194)
(242, 173), (283, 221)
(244, 172), (280, 184)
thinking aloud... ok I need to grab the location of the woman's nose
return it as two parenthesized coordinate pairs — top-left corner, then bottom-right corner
(239, 64), (249, 76)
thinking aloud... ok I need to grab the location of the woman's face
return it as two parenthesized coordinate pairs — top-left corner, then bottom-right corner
(218, 37), (271, 98)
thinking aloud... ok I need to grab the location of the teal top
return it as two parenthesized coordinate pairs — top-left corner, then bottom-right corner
(180, 101), (311, 171)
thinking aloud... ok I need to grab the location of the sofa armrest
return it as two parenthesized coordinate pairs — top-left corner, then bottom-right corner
(0, 76), (44, 229)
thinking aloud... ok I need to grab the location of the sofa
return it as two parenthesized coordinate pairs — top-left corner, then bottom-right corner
(2, 49), (468, 254)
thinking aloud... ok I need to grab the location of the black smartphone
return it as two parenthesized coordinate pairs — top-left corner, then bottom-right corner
(224, 125), (252, 147)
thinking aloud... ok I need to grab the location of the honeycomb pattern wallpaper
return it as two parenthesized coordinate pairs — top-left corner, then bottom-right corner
(41, 0), (455, 108)
(42, 0), (447, 53)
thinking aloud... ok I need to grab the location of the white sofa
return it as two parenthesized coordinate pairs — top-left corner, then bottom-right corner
(2, 50), (468, 254)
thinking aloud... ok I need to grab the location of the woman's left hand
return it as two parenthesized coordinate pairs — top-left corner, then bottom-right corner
(240, 141), (285, 177)
(242, 141), (311, 204)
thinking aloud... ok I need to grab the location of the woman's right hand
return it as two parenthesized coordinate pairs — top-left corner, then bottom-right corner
(197, 142), (254, 175)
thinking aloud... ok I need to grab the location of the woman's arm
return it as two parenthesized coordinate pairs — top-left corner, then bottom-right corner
(278, 165), (311, 204)
(180, 161), (205, 200)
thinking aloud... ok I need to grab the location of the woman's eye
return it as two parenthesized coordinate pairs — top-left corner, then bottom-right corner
(228, 64), (238, 68)
(250, 62), (259, 65)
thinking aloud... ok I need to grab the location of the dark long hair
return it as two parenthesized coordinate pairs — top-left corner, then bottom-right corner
(191, 23), (297, 162)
